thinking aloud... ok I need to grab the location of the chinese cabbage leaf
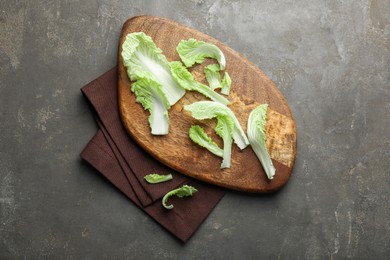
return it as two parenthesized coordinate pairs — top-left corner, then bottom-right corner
(189, 125), (223, 158)
(121, 32), (185, 105)
(176, 38), (226, 70)
(162, 185), (198, 210)
(247, 104), (276, 180)
(131, 78), (170, 135)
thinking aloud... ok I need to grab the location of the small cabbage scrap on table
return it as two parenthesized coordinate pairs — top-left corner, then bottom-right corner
(162, 185), (198, 210)
(247, 104), (276, 180)
(144, 173), (173, 184)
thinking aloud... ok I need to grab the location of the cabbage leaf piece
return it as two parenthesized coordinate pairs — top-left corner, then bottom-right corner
(204, 64), (231, 96)
(131, 78), (170, 135)
(121, 32), (185, 105)
(189, 121), (233, 168)
(144, 173), (173, 184)
(162, 185), (198, 210)
(214, 116), (234, 168)
(189, 125), (223, 158)
(204, 64), (222, 90)
(184, 101), (249, 150)
(170, 61), (229, 105)
(176, 38), (226, 70)
(221, 72), (232, 95)
(247, 104), (276, 180)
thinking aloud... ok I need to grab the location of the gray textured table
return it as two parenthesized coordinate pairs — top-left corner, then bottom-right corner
(1, 0), (389, 259)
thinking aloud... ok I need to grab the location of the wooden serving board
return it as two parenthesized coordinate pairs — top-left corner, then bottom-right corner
(118, 16), (296, 193)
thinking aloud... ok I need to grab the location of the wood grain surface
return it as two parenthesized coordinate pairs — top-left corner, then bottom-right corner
(118, 16), (296, 193)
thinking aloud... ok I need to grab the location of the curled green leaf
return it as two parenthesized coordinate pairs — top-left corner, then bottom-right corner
(162, 185), (198, 210)
(176, 38), (226, 69)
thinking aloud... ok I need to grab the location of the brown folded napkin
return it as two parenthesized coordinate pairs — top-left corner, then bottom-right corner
(80, 68), (225, 242)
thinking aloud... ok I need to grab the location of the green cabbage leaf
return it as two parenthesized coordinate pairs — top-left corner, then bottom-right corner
(131, 78), (170, 135)
(204, 64), (231, 96)
(221, 72), (232, 95)
(144, 173), (173, 184)
(204, 64), (222, 90)
(214, 116), (234, 168)
(176, 38), (226, 70)
(121, 32), (185, 105)
(247, 104), (276, 180)
(162, 185), (198, 210)
(189, 125), (224, 158)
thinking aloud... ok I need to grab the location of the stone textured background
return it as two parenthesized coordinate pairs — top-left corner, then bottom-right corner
(1, 0), (389, 259)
